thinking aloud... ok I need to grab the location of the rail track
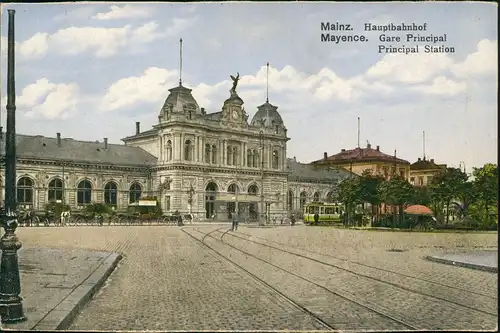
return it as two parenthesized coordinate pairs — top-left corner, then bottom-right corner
(233, 229), (497, 299)
(183, 227), (420, 331)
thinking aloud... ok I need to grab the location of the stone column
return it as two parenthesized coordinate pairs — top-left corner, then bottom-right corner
(180, 133), (184, 160)
(222, 140), (227, 165)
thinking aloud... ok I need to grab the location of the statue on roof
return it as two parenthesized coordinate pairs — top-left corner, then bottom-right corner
(230, 72), (240, 96)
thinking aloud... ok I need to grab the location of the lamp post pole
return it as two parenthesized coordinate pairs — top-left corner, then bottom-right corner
(0, 9), (26, 324)
(259, 131), (265, 226)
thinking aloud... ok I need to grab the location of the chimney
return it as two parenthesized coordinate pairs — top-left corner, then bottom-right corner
(418, 157), (421, 161)
(324, 152), (328, 160)
(57, 132), (61, 146)
(135, 122), (140, 135)
(201, 107), (205, 114)
(394, 149), (397, 158)
(431, 158), (434, 163)
(104, 138), (108, 149)
(367, 143), (371, 149)
(376, 145), (380, 151)
(341, 149), (346, 152)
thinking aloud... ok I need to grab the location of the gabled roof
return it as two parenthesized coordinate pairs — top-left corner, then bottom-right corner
(287, 158), (352, 183)
(313, 145), (410, 165)
(410, 158), (446, 170)
(0, 134), (157, 167)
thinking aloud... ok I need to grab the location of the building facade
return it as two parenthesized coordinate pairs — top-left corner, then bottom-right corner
(311, 142), (411, 180)
(0, 81), (351, 221)
(409, 157), (447, 187)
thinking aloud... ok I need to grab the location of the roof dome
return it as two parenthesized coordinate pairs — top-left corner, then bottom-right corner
(250, 101), (284, 127)
(160, 84), (201, 116)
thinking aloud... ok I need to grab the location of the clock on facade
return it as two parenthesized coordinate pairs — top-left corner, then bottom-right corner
(232, 110), (239, 120)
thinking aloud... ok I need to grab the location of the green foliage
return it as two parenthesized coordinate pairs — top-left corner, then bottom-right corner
(85, 202), (113, 216)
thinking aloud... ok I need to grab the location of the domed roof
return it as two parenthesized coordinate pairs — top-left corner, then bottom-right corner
(251, 101), (284, 127)
(160, 84), (201, 115)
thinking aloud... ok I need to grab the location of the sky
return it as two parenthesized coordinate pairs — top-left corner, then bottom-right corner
(0, 2), (497, 171)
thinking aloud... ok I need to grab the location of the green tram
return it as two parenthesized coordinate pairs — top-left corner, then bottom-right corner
(303, 202), (344, 224)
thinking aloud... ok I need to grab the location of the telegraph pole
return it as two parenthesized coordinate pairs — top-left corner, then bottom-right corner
(0, 9), (27, 323)
(259, 131), (265, 226)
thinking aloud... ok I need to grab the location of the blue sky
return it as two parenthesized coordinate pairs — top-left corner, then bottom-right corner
(0, 2), (497, 170)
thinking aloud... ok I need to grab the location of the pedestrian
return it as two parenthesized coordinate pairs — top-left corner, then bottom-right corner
(314, 212), (319, 224)
(177, 213), (184, 226)
(291, 214), (296, 226)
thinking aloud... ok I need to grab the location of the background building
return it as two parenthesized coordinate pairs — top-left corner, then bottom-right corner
(311, 142), (411, 180)
(409, 157), (447, 187)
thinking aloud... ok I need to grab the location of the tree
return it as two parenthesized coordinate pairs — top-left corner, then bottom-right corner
(358, 170), (385, 224)
(429, 167), (468, 224)
(337, 177), (362, 226)
(472, 164), (498, 228)
(377, 175), (415, 228)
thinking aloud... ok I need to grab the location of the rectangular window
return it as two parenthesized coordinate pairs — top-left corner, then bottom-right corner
(166, 196), (171, 211)
(325, 207), (334, 214)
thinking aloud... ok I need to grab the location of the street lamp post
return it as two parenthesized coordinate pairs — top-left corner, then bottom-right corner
(0, 9), (27, 324)
(259, 131), (265, 226)
(187, 184), (195, 219)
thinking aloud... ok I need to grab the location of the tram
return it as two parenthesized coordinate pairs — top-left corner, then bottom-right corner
(303, 202), (344, 224)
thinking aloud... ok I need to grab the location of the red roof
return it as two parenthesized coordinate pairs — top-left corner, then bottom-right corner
(404, 205), (434, 215)
(313, 145), (410, 165)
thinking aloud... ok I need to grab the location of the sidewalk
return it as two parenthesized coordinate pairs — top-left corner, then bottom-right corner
(1, 247), (121, 331)
(426, 250), (497, 273)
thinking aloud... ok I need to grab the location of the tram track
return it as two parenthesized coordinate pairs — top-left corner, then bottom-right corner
(181, 227), (336, 331)
(185, 227), (420, 331)
(234, 229), (497, 299)
(222, 229), (497, 317)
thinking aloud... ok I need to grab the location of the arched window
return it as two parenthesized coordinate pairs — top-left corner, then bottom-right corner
(287, 190), (293, 211)
(166, 140), (172, 161)
(211, 145), (217, 164)
(313, 192), (320, 202)
(205, 182), (218, 219)
(48, 178), (63, 202)
(184, 140), (192, 161)
(205, 144), (211, 163)
(272, 150), (279, 169)
(17, 177), (34, 206)
(248, 184), (258, 195)
(253, 149), (259, 168)
(77, 180), (92, 205)
(299, 191), (307, 209)
(104, 182), (118, 206)
(129, 182), (142, 204)
(247, 149), (253, 167)
(228, 183), (239, 194)
(227, 146), (233, 165)
(232, 147), (238, 166)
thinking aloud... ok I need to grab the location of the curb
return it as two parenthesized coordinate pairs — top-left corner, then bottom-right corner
(32, 252), (122, 330)
(425, 255), (497, 273)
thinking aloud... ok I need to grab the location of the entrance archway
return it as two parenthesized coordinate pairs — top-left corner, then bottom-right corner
(205, 182), (218, 219)
(227, 183), (239, 218)
(248, 184), (259, 221)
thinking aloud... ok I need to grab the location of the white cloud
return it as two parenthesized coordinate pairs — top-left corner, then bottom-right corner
(451, 39), (498, 79)
(366, 53), (454, 84)
(411, 76), (467, 96)
(7, 21), (170, 59)
(92, 5), (152, 20)
(8, 78), (80, 119)
(99, 67), (179, 112)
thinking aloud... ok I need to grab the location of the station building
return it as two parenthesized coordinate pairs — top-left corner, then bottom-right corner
(0, 81), (352, 221)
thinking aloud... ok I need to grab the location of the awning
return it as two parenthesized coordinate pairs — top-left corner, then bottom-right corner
(216, 194), (261, 203)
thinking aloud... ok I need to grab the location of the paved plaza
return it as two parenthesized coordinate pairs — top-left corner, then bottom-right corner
(5, 225), (498, 331)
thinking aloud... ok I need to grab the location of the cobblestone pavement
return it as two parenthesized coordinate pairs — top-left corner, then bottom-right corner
(14, 225), (498, 331)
